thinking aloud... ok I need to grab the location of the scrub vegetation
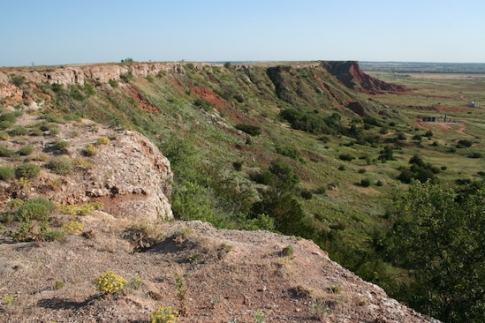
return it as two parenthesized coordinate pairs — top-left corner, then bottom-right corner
(1, 61), (485, 322)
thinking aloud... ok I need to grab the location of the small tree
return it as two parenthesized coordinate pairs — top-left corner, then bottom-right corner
(386, 181), (485, 322)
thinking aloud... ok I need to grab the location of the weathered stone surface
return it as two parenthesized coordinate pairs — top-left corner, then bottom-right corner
(0, 62), (197, 93)
(52, 128), (174, 220)
(0, 115), (173, 221)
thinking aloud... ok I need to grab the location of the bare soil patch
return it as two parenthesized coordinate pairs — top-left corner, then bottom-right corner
(0, 220), (435, 323)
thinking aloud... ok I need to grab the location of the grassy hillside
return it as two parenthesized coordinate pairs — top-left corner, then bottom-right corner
(2, 62), (485, 319)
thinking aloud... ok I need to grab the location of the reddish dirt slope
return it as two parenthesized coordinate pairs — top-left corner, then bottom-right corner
(321, 61), (409, 94)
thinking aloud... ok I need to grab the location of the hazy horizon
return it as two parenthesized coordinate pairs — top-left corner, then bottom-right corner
(1, 0), (484, 67)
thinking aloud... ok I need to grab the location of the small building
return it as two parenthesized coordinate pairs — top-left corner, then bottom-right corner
(422, 116), (437, 122)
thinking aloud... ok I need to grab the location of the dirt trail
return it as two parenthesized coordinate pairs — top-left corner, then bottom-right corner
(422, 121), (473, 137)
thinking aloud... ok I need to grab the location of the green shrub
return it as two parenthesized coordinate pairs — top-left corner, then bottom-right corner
(10, 75), (26, 87)
(376, 180), (384, 187)
(282, 245), (294, 256)
(46, 156), (74, 175)
(360, 178), (371, 187)
(44, 114), (62, 123)
(0, 131), (10, 140)
(469, 152), (482, 159)
(18, 145), (34, 156)
(339, 153), (355, 161)
(16, 197), (55, 222)
(338, 165), (346, 171)
(232, 161), (243, 171)
(0, 121), (13, 130)
(319, 135), (330, 143)
(397, 154), (440, 184)
(54, 140), (70, 151)
(193, 98), (212, 110)
(0, 112), (18, 123)
(412, 134), (422, 141)
(0, 144), (15, 157)
(108, 79), (119, 88)
(69, 86), (84, 101)
(457, 139), (473, 148)
(275, 145), (301, 160)
(41, 229), (65, 241)
(235, 124), (261, 136)
(9, 126), (29, 136)
(379, 127), (389, 134)
(331, 285), (343, 293)
(51, 83), (63, 93)
(69, 130), (80, 138)
(15, 163), (40, 179)
(120, 71), (133, 82)
(0, 166), (14, 181)
(358, 168), (366, 174)
(314, 186), (326, 194)
(30, 128), (43, 136)
(300, 188), (313, 200)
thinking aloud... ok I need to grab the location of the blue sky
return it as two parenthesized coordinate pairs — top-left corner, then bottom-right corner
(1, 0), (484, 66)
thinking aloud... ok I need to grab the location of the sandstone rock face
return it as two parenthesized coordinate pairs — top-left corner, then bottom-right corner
(55, 128), (173, 220)
(1, 116), (173, 221)
(0, 62), (197, 91)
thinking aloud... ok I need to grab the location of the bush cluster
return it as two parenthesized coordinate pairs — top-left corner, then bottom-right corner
(397, 154), (440, 184)
(46, 156), (74, 175)
(280, 108), (346, 135)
